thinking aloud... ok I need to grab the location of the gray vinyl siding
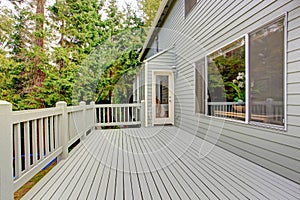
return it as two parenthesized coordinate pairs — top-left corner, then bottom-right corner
(145, 50), (175, 126)
(146, 0), (300, 183)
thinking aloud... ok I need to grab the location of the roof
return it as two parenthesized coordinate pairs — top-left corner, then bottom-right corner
(143, 45), (174, 62)
(139, 0), (174, 61)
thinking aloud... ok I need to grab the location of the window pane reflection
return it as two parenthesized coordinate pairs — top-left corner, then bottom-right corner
(249, 18), (285, 126)
(156, 75), (169, 118)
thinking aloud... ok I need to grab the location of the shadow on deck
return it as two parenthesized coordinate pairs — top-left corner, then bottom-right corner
(23, 126), (300, 200)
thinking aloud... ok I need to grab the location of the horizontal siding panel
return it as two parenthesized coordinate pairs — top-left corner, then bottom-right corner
(287, 83), (300, 94)
(190, 0), (289, 54)
(288, 16), (300, 31)
(288, 6), (300, 21)
(287, 115), (300, 126)
(287, 68), (300, 83)
(287, 60), (300, 73)
(288, 37), (300, 52)
(288, 94), (300, 105)
(287, 105), (300, 115)
(219, 130), (300, 168)
(288, 27), (300, 42)
(215, 137), (300, 184)
(176, 113), (300, 148)
(287, 125), (300, 136)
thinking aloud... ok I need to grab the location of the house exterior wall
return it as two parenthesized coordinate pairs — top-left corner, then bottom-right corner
(144, 0), (300, 183)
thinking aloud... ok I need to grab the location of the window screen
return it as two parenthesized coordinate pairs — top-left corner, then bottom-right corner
(249, 18), (285, 126)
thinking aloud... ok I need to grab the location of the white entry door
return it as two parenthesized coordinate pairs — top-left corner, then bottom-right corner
(152, 71), (174, 125)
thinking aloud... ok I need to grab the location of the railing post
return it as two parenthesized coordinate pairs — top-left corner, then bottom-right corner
(56, 101), (68, 160)
(90, 101), (96, 130)
(0, 101), (14, 200)
(141, 100), (145, 127)
(80, 101), (86, 140)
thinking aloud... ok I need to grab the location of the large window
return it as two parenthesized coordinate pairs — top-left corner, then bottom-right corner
(249, 18), (285, 126)
(185, 0), (197, 16)
(195, 58), (206, 114)
(201, 17), (285, 128)
(207, 38), (246, 120)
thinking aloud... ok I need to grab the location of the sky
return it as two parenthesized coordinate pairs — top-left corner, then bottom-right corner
(0, 0), (139, 11)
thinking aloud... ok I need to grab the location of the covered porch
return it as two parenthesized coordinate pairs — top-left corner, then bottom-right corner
(23, 126), (300, 199)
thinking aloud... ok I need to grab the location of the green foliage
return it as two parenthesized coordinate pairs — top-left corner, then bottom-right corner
(0, 0), (145, 110)
(138, 0), (162, 27)
(208, 46), (245, 102)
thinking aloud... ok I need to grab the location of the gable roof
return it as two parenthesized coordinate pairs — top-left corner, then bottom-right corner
(139, 0), (174, 61)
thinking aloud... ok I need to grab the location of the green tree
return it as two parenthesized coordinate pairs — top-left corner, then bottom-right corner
(138, 0), (161, 27)
(48, 0), (106, 105)
(94, 1), (145, 104)
(2, 0), (51, 109)
(0, 0), (145, 110)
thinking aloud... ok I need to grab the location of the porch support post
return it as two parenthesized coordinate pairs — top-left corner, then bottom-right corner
(80, 101), (86, 140)
(141, 100), (145, 127)
(90, 101), (96, 130)
(0, 101), (14, 200)
(56, 101), (69, 160)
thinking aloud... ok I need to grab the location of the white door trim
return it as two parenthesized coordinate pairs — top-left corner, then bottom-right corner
(152, 70), (174, 126)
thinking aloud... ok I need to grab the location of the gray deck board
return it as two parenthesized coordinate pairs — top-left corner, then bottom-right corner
(23, 127), (300, 200)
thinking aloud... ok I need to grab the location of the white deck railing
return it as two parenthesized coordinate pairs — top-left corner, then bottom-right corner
(0, 100), (145, 199)
(95, 103), (142, 127)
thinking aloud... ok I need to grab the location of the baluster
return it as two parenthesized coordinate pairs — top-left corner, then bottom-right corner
(54, 115), (59, 149)
(50, 116), (54, 152)
(123, 107), (126, 123)
(111, 107), (114, 124)
(24, 121), (31, 170)
(14, 123), (22, 178)
(119, 107), (121, 123)
(102, 107), (104, 124)
(115, 106), (117, 123)
(32, 120), (38, 165)
(45, 118), (50, 156)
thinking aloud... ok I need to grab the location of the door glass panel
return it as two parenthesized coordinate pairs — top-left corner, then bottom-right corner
(156, 75), (169, 118)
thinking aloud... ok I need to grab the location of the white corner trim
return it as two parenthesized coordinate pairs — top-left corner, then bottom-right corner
(145, 62), (148, 127)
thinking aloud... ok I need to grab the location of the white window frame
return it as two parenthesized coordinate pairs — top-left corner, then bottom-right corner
(204, 14), (287, 130)
(247, 14), (287, 131)
(194, 58), (206, 115)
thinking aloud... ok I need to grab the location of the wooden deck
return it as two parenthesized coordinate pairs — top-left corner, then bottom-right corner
(23, 127), (300, 200)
